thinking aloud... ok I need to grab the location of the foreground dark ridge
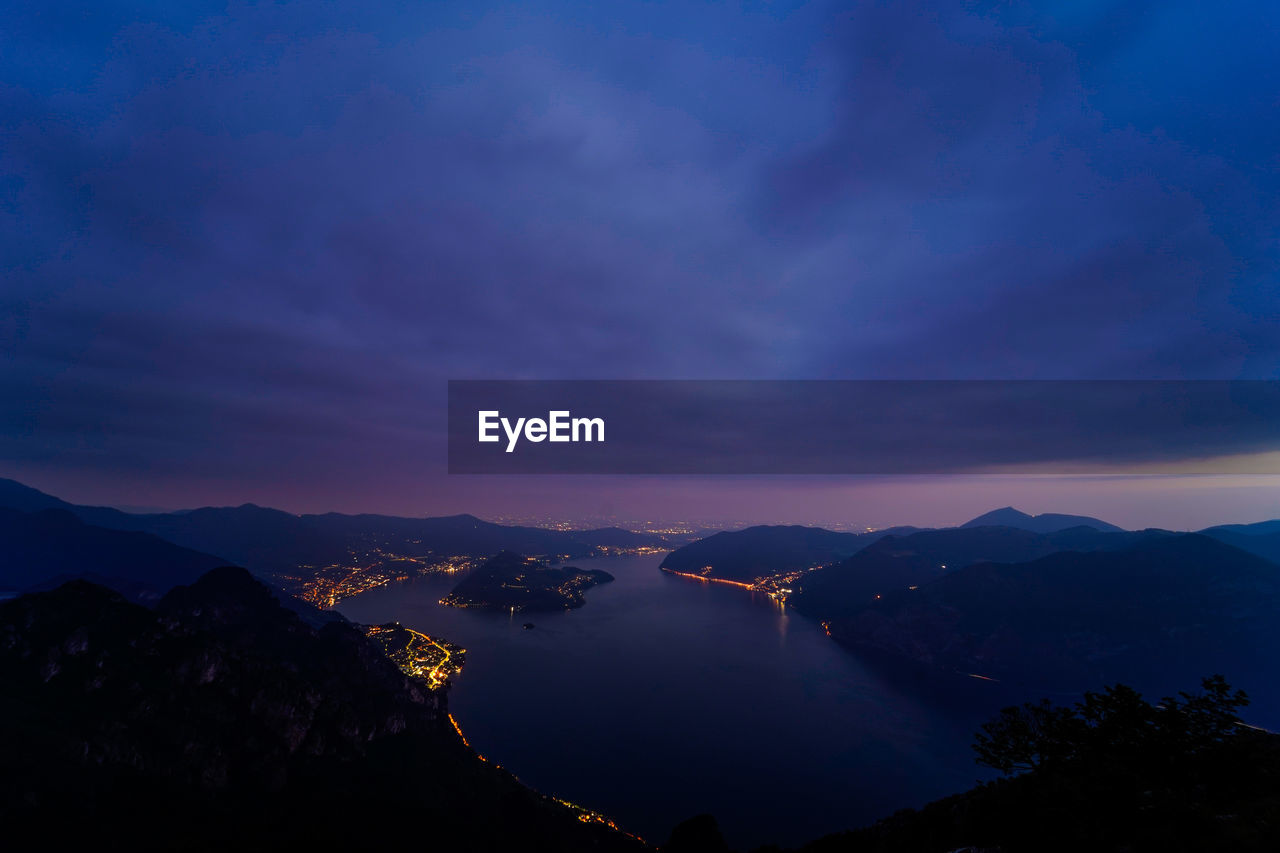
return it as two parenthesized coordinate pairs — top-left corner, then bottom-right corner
(0, 567), (641, 852)
(669, 680), (1280, 853)
(796, 677), (1280, 853)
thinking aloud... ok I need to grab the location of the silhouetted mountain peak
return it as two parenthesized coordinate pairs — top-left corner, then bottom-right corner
(447, 512), (484, 523)
(169, 565), (270, 600)
(189, 503), (298, 520)
(23, 576), (126, 608)
(0, 579), (155, 664)
(162, 566), (273, 602)
(157, 567), (305, 649)
(972, 506), (1031, 523)
(962, 507), (1123, 533)
(961, 507), (1036, 529)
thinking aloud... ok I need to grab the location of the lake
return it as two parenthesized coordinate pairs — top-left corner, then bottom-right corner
(337, 552), (1013, 849)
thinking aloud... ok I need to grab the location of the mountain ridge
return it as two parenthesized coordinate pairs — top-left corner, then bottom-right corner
(0, 478), (671, 582)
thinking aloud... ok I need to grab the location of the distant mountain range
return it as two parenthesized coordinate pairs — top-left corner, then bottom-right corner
(5, 474), (1280, 848)
(656, 510), (1280, 714)
(0, 477), (672, 597)
(5, 473), (1280, 710)
(657, 506), (1280, 585)
(655, 509), (1127, 586)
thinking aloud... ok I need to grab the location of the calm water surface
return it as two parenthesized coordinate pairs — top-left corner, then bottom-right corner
(338, 553), (1009, 848)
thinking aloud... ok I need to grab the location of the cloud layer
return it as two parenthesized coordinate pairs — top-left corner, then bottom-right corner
(2, 1), (1277, 511)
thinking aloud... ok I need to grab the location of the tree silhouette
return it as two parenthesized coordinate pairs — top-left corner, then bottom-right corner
(975, 675), (1249, 777)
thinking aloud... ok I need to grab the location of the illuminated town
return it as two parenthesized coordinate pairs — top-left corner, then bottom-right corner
(487, 516), (718, 537)
(280, 550), (484, 609)
(363, 623), (466, 690)
(660, 564), (818, 603)
(281, 541), (666, 610)
(368, 626), (640, 839)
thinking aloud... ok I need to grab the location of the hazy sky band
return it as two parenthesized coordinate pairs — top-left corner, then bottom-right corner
(448, 381), (1280, 474)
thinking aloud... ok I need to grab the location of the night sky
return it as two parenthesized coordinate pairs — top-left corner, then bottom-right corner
(3, 2), (1278, 527)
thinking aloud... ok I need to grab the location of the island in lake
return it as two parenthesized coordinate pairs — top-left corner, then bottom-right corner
(441, 550), (614, 611)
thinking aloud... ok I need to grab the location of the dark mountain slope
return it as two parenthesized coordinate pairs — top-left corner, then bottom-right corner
(791, 526), (1065, 622)
(0, 476), (137, 528)
(659, 524), (921, 584)
(0, 476), (71, 511)
(1200, 527), (1280, 565)
(134, 503), (352, 570)
(0, 569), (640, 852)
(790, 525), (1181, 624)
(0, 507), (227, 598)
(822, 535), (1280, 703)
(1042, 525), (1175, 551)
(1202, 519), (1280, 536)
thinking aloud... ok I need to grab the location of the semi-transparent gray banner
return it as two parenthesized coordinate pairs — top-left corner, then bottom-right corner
(447, 380), (1280, 474)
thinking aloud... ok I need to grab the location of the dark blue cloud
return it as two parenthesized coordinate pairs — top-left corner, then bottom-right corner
(1, 0), (1276, 509)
